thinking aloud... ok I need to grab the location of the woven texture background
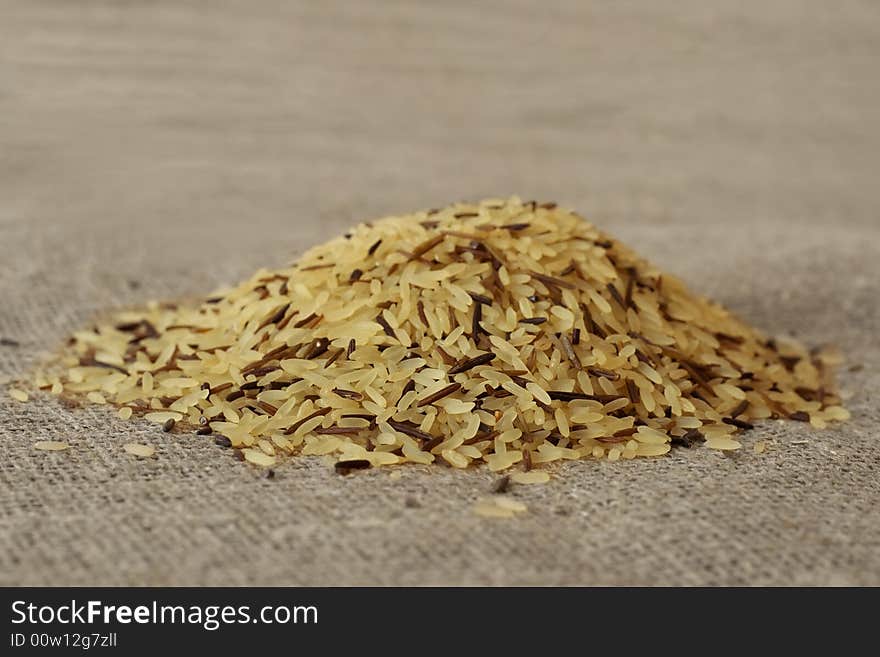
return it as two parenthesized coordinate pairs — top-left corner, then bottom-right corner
(1, 0), (878, 586)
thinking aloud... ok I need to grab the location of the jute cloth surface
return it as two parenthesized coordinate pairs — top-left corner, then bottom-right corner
(1, 1), (878, 585)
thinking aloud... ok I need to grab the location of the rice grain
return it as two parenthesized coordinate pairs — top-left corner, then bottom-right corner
(34, 441), (70, 451)
(30, 197), (848, 472)
(123, 443), (155, 458)
(9, 388), (29, 402)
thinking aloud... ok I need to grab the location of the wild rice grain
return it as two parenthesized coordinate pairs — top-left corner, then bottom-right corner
(559, 333), (582, 370)
(472, 302), (483, 339)
(335, 459), (372, 475)
(387, 419), (436, 442)
(333, 388), (364, 401)
(530, 271), (575, 290)
(588, 367), (620, 381)
(722, 417), (755, 430)
(448, 352), (496, 375)
(606, 283), (626, 309)
(417, 382), (462, 407)
(730, 400), (750, 419)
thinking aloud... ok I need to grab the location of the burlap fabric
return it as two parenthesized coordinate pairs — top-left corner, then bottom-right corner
(1, 1), (878, 586)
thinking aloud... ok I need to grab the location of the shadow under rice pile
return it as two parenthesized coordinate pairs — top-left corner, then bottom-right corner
(27, 198), (849, 470)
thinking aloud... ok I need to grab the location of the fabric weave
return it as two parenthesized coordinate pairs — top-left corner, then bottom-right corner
(1, 0), (878, 585)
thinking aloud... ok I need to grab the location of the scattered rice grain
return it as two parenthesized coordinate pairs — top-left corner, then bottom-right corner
(123, 443), (155, 458)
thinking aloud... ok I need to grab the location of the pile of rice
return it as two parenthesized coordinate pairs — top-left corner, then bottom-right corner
(26, 198), (848, 470)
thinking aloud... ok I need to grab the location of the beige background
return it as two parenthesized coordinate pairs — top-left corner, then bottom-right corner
(1, 1), (878, 585)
